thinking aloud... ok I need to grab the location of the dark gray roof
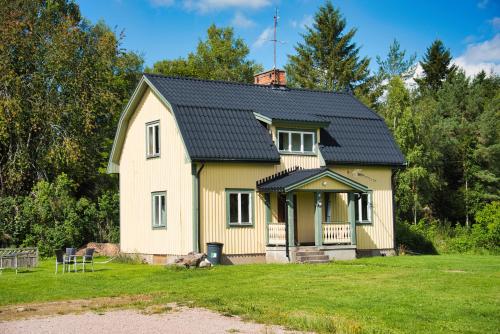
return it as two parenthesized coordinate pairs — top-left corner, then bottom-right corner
(257, 168), (326, 192)
(145, 73), (404, 166)
(175, 105), (279, 162)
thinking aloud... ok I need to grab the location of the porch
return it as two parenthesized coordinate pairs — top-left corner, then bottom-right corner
(257, 167), (370, 263)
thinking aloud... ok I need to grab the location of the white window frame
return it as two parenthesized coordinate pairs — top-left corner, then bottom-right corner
(146, 121), (160, 158)
(355, 192), (372, 224)
(151, 191), (166, 228)
(227, 190), (253, 227)
(277, 130), (315, 154)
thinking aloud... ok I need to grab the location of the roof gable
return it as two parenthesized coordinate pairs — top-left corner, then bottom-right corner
(257, 167), (369, 193)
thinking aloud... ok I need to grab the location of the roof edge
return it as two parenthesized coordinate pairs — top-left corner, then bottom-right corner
(107, 75), (193, 173)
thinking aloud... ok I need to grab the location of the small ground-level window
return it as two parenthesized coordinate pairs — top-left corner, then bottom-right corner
(355, 192), (372, 223)
(227, 190), (253, 226)
(146, 121), (160, 158)
(152, 192), (166, 228)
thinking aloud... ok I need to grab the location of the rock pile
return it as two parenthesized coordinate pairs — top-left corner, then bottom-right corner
(165, 252), (212, 268)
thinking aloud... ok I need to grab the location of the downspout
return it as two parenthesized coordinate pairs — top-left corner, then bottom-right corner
(391, 168), (397, 253)
(195, 163), (205, 253)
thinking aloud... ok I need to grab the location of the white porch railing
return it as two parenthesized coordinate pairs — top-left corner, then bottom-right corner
(322, 222), (351, 244)
(268, 223), (286, 245)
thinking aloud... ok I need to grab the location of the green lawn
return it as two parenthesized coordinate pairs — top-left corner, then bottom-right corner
(0, 255), (499, 334)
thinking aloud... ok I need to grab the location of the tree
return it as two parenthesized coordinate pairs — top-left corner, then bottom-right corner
(285, 1), (370, 92)
(0, 0), (143, 197)
(415, 39), (457, 92)
(383, 77), (440, 224)
(376, 39), (417, 81)
(147, 24), (262, 83)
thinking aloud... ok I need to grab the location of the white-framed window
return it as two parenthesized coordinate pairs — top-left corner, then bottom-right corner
(151, 191), (166, 228)
(146, 121), (160, 158)
(227, 190), (253, 226)
(277, 130), (315, 153)
(355, 193), (372, 223)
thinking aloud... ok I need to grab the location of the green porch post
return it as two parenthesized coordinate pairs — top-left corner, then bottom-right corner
(314, 192), (323, 246)
(286, 192), (295, 247)
(264, 193), (271, 245)
(348, 193), (357, 245)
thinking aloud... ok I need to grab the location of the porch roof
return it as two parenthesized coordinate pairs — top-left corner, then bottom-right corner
(256, 167), (369, 193)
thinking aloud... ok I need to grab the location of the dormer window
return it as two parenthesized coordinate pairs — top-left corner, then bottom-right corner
(277, 130), (315, 154)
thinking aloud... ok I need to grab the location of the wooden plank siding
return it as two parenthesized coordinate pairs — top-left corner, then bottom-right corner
(119, 88), (193, 256)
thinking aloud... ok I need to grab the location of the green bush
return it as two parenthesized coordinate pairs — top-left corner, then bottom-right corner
(395, 220), (437, 254)
(396, 202), (500, 255)
(0, 174), (120, 257)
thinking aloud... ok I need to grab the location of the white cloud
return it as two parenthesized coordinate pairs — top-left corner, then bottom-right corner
(231, 12), (255, 28)
(490, 17), (500, 30)
(183, 0), (271, 12)
(453, 34), (500, 76)
(149, 0), (175, 7)
(253, 27), (273, 48)
(291, 14), (313, 30)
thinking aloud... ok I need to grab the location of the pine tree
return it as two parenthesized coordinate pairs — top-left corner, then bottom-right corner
(285, 1), (370, 92)
(376, 39), (417, 80)
(415, 39), (457, 92)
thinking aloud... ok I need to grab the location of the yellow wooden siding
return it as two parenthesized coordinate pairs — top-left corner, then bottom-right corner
(329, 167), (394, 250)
(199, 163), (275, 254)
(330, 193), (348, 222)
(296, 192), (315, 243)
(119, 88), (193, 255)
(278, 155), (321, 170)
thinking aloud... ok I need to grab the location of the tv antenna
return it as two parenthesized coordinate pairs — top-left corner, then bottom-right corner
(270, 8), (286, 69)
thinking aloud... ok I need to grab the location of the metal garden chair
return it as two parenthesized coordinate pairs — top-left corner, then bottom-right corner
(80, 248), (95, 272)
(65, 247), (77, 272)
(55, 249), (72, 274)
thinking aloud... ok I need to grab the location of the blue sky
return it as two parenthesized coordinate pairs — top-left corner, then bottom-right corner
(77, 0), (499, 76)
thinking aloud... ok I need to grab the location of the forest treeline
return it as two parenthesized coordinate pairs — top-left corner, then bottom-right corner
(0, 0), (498, 255)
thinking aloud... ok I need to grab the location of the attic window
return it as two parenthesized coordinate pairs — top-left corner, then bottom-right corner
(146, 121), (160, 158)
(277, 130), (315, 154)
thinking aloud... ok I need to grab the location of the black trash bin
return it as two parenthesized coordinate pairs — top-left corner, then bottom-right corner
(206, 242), (223, 265)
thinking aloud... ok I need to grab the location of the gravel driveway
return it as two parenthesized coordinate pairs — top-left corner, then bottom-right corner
(0, 307), (302, 334)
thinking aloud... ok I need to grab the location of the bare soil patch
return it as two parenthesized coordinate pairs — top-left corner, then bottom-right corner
(0, 301), (304, 334)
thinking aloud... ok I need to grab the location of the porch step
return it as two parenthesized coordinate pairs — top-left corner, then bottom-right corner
(296, 255), (330, 263)
(295, 251), (324, 257)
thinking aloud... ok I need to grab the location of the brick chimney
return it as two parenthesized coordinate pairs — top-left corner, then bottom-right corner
(254, 69), (286, 86)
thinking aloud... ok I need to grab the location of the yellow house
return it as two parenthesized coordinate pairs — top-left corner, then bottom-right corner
(108, 69), (405, 264)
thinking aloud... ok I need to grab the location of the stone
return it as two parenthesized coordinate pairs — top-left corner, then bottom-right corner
(198, 259), (212, 268)
(165, 253), (207, 268)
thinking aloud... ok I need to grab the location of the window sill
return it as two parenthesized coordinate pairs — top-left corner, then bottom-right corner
(146, 154), (161, 160)
(355, 221), (372, 225)
(228, 223), (254, 228)
(152, 225), (167, 230)
(278, 151), (317, 156)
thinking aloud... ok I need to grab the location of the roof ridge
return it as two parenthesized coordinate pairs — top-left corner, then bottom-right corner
(143, 72), (350, 95)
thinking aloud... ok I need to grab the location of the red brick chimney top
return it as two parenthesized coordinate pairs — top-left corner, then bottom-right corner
(254, 69), (286, 86)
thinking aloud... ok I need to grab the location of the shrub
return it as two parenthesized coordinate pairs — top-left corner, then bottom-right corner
(395, 220), (437, 254)
(0, 173), (120, 257)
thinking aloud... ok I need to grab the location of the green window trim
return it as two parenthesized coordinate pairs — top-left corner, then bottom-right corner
(146, 120), (161, 159)
(225, 189), (255, 228)
(355, 191), (373, 225)
(151, 191), (167, 229)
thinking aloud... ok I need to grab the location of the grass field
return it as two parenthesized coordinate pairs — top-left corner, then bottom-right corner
(0, 255), (499, 334)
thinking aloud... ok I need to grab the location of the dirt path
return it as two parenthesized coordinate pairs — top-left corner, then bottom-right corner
(0, 300), (304, 334)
